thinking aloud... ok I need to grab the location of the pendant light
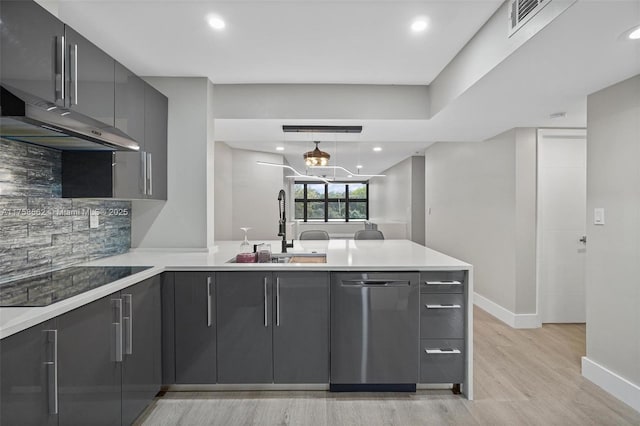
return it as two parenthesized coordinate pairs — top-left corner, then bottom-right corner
(303, 141), (331, 167)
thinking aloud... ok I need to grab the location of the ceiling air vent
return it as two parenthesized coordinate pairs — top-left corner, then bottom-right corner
(509, 0), (551, 36)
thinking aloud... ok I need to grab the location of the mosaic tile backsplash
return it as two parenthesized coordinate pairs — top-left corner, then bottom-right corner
(0, 138), (131, 283)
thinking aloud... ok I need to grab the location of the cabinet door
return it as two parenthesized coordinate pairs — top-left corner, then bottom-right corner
(122, 276), (162, 426)
(273, 272), (329, 383)
(64, 25), (114, 125)
(174, 272), (216, 384)
(0, 320), (57, 426)
(0, 1), (64, 104)
(216, 272), (273, 383)
(114, 62), (146, 199)
(57, 295), (121, 426)
(144, 83), (168, 200)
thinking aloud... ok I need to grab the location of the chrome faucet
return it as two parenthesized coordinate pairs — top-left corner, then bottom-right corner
(278, 189), (294, 253)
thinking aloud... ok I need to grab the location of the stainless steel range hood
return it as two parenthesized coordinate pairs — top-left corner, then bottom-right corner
(0, 85), (139, 151)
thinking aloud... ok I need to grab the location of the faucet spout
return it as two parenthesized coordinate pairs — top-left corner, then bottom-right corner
(277, 189), (294, 253)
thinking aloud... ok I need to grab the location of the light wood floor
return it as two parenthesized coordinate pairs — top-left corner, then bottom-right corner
(137, 307), (640, 425)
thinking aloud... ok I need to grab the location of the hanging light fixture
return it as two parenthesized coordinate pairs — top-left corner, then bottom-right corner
(303, 141), (331, 167)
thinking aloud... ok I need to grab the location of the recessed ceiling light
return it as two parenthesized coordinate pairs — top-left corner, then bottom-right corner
(373, 147), (382, 152)
(411, 19), (428, 33)
(629, 26), (640, 40)
(356, 165), (363, 169)
(276, 146), (284, 151)
(207, 15), (226, 30)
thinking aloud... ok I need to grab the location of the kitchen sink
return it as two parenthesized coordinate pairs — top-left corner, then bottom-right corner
(226, 252), (327, 264)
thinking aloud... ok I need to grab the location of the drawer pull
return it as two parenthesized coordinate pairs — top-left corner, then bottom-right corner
(425, 280), (461, 285)
(425, 348), (461, 354)
(425, 304), (461, 309)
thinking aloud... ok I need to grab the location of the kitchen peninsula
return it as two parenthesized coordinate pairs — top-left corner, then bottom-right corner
(0, 239), (473, 425)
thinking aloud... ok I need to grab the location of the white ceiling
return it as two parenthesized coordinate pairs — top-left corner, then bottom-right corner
(55, 1), (640, 177)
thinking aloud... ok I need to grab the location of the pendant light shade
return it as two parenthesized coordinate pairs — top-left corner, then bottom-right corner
(304, 141), (330, 166)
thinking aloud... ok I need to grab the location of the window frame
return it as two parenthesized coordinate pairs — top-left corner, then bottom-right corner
(294, 181), (369, 222)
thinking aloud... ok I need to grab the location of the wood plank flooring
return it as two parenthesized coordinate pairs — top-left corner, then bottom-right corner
(137, 307), (640, 425)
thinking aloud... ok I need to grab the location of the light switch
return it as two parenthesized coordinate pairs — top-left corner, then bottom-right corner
(594, 208), (605, 225)
(89, 210), (99, 229)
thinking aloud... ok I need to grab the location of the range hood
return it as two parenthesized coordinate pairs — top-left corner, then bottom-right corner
(0, 85), (139, 151)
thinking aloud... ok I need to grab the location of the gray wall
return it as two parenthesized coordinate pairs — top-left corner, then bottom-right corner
(0, 139), (130, 283)
(585, 75), (640, 388)
(369, 156), (425, 244)
(425, 129), (537, 314)
(214, 142), (233, 240)
(132, 77), (215, 249)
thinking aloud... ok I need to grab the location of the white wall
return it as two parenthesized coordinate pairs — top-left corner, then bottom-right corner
(229, 149), (285, 241)
(132, 77), (215, 249)
(425, 129), (537, 318)
(583, 74), (640, 412)
(213, 84), (429, 119)
(214, 142), (233, 241)
(369, 156), (425, 243)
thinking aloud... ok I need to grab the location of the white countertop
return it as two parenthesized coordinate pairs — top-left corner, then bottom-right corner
(0, 240), (471, 339)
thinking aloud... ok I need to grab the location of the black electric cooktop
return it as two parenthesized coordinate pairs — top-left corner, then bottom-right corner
(0, 266), (152, 307)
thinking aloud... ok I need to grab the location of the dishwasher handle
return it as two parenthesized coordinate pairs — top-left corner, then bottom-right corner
(341, 279), (410, 287)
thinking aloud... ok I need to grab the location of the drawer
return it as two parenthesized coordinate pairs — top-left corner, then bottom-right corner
(420, 339), (465, 383)
(420, 293), (464, 339)
(420, 271), (466, 293)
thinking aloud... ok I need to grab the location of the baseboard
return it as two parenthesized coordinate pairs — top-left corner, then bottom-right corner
(582, 357), (640, 413)
(473, 292), (541, 329)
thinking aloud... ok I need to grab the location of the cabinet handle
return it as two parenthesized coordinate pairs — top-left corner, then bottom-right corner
(112, 298), (123, 362)
(425, 348), (461, 354)
(123, 294), (133, 355)
(56, 36), (65, 101)
(276, 277), (280, 327)
(425, 304), (461, 309)
(342, 279), (409, 287)
(69, 43), (78, 105)
(424, 280), (462, 285)
(43, 329), (58, 414)
(147, 152), (153, 196)
(207, 277), (212, 327)
(263, 277), (268, 327)
(141, 151), (147, 195)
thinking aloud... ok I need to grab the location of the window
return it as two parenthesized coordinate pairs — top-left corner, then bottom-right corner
(294, 182), (369, 222)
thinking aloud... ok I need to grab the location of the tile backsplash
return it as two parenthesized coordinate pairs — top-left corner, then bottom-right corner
(0, 138), (131, 283)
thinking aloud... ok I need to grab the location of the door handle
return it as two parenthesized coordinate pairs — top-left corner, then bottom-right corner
(43, 329), (58, 414)
(263, 277), (268, 327)
(56, 36), (65, 101)
(69, 43), (78, 105)
(147, 152), (153, 196)
(123, 294), (133, 355)
(207, 277), (212, 327)
(579, 235), (587, 244)
(112, 298), (123, 362)
(425, 304), (461, 309)
(276, 277), (280, 327)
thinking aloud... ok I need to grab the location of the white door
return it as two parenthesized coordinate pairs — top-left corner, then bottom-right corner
(537, 129), (587, 323)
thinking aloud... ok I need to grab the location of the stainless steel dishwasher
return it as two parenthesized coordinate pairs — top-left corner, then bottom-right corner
(330, 272), (419, 391)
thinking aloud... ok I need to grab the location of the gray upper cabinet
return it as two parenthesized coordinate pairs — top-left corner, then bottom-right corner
(144, 83), (168, 200)
(114, 62), (146, 199)
(63, 25), (115, 125)
(0, 319), (57, 426)
(174, 272), (217, 384)
(273, 272), (329, 383)
(0, 0), (65, 105)
(121, 276), (162, 426)
(57, 295), (122, 426)
(216, 272), (273, 384)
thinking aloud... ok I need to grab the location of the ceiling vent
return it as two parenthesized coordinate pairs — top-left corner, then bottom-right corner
(509, 0), (551, 36)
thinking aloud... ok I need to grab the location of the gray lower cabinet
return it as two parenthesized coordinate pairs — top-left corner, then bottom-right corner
(57, 295), (122, 426)
(121, 275), (162, 426)
(273, 272), (329, 383)
(174, 272), (216, 384)
(216, 272), (273, 383)
(0, 319), (57, 426)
